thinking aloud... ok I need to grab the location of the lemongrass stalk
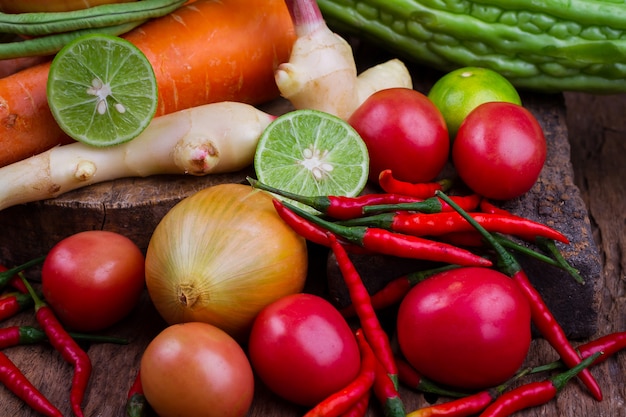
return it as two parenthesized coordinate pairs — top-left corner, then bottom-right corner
(0, 102), (274, 211)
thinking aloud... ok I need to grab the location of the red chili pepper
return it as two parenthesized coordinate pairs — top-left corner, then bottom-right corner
(403, 365), (534, 417)
(339, 391), (370, 417)
(0, 256), (46, 291)
(322, 193), (420, 220)
(478, 198), (511, 216)
(378, 169), (452, 199)
(396, 357), (467, 398)
(362, 194), (481, 216)
(0, 351), (63, 417)
(329, 236), (399, 385)
(532, 331), (626, 374)
(0, 325), (46, 348)
(373, 357), (406, 417)
(407, 391), (495, 417)
(340, 211), (569, 244)
(0, 291), (33, 322)
(304, 329), (376, 417)
(341, 276), (411, 318)
(250, 176), (420, 220)
(0, 266), (29, 294)
(8, 275), (29, 294)
(341, 265), (461, 318)
(271, 198), (371, 254)
(511, 270), (603, 400)
(21, 276), (92, 417)
(126, 370), (148, 417)
(436, 191), (603, 402)
(479, 352), (601, 417)
(350, 226), (491, 267)
(578, 331), (626, 365)
(278, 199), (492, 268)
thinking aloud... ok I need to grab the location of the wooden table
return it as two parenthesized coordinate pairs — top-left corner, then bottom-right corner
(0, 92), (624, 416)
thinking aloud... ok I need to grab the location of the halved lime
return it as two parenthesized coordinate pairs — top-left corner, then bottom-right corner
(47, 33), (157, 147)
(254, 109), (369, 212)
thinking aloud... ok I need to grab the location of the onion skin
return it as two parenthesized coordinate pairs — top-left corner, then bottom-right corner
(145, 183), (308, 341)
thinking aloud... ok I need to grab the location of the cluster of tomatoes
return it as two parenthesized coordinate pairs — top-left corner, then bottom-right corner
(348, 67), (547, 201)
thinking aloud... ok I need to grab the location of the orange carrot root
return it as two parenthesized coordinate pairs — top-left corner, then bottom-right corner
(0, 0), (295, 168)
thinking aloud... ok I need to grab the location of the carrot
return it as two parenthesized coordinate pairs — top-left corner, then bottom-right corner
(0, 56), (48, 79)
(0, 0), (295, 168)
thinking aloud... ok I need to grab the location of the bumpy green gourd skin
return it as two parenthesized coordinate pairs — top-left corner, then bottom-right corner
(317, 0), (626, 93)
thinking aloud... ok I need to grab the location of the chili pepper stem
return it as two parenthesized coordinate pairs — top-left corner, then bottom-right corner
(69, 332), (129, 345)
(126, 370), (149, 417)
(0, 255), (46, 286)
(551, 351), (602, 390)
(535, 237), (584, 284)
(248, 176), (330, 212)
(362, 197), (443, 215)
(494, 234), (583, 283)
(19, 274), (45, 310)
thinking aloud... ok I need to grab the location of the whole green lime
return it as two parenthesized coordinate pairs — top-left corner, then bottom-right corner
(428, 67), (521, 141)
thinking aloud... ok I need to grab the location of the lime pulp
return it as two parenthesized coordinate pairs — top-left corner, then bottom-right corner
(47, 33), (158, 147)
(254, 109), (370, 212)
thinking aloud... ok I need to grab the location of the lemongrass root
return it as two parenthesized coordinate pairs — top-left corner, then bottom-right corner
(356, 59), (413, 106)
(0, 102), (274, 211)
(275, 0), (359, 120)
(276, 1), (415, 120)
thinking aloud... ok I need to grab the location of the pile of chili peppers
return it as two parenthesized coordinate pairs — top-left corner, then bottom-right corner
(247, 177), (626, 417)
(0, 261), (129, 417)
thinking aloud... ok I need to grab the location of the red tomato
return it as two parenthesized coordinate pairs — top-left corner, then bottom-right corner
(452, 102), (547, 200)
(396, 267), (531, 390)
(248, 293), (360, 406)
(348, 87), (449, 184)
(140, 322), (254, 417)
(41, 230), (145, 332)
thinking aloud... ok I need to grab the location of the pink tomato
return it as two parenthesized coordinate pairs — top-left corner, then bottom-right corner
(41, 230), (145, 331)
(452, 101), (547, 200)
(397, 267), (532, 390)
(141, 322), (254, 417)
(348, 88), (449, 184)
(248, 293), (360, 406)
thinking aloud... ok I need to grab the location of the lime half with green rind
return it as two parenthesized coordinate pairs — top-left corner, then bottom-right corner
(254, 109), (369, 212)
(47, 33), (158, 147)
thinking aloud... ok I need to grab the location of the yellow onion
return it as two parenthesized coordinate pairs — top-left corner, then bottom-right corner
(145, 183), (308, 341)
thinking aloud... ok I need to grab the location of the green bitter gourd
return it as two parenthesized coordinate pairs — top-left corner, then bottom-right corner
(317, 0), (626, 93)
